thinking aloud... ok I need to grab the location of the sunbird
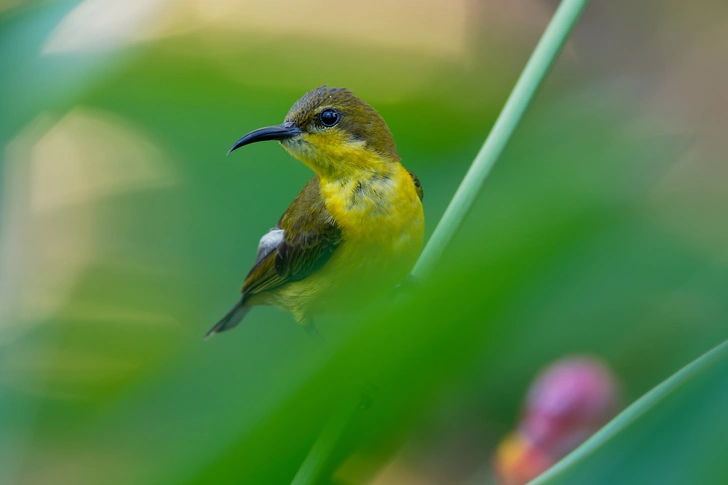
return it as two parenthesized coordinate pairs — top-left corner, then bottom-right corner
(206, 86), (424, 339)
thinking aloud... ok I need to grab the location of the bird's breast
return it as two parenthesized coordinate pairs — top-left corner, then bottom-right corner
(320, 165), (424, 260)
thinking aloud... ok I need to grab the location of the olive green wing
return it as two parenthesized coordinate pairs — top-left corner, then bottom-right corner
(407, 169), (424, 201)
(241, 176), (342, 299)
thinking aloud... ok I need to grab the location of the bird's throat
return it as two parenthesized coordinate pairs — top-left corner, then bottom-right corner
(283, 131), (397, 180)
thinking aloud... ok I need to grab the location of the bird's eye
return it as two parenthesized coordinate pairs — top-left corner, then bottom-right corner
(320, 108), (340, 127)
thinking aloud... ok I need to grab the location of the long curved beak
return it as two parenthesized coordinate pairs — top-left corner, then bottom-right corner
(227, 122), (303, 155)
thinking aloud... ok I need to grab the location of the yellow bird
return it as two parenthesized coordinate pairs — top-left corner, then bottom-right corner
(206, 86), (424, 339)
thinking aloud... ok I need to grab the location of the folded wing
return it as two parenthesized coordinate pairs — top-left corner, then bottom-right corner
(242, 176), (342, 300)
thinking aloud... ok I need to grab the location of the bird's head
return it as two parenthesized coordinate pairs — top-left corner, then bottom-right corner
(227, 86), (399, 178)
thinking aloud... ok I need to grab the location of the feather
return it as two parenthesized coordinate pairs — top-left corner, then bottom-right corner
(206, 176), (341, 337)
(255, 228), (284, 265)
(205, 299), (250, 340)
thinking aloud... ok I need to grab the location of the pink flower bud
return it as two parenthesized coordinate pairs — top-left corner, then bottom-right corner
(494, 357), (620, 485)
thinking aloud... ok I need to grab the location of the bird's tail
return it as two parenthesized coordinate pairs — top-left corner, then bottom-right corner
(205, 299), (250, 340)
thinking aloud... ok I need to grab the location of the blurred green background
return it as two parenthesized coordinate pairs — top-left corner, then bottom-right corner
(1, 1), (727, 484)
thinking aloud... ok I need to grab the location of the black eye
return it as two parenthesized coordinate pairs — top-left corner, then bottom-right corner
(320, 108), (340, 127)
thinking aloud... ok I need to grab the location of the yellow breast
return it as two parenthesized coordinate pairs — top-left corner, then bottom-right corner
(320, 163), (424, 259)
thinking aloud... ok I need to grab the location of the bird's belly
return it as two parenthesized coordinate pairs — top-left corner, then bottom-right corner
(275, 236), (419, 319)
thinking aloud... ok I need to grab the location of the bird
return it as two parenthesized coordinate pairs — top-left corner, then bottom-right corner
(206, 85), (424, 339)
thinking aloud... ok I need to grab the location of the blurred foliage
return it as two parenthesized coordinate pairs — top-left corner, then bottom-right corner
(1, 1), (727, 485)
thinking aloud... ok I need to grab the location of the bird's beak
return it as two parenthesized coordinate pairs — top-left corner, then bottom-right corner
(227, 122), (303, 155)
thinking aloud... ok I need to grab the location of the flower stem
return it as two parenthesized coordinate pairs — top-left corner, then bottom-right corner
(290, 392), (361, 485)
(412, 0), (590, 279)
(290, 0), (590, 483)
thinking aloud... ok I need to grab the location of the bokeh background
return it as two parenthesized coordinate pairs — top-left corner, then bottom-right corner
(1, 1), (727, 484)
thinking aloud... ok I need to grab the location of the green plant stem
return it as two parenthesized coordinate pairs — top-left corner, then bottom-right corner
(412, 0), (590, 280)
(290, 0), (590, 483)
(290, 392), (361, 485)
(527, 340), (728, 485)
